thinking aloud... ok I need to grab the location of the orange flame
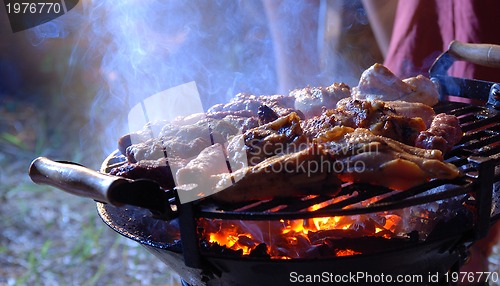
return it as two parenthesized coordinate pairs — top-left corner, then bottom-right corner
(199, 196), (418, 259)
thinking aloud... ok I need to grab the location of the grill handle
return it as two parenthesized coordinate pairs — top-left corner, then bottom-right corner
(29, 157), (129, 206)
(29, 157), (179, 220)
(448, 40), (500, 68)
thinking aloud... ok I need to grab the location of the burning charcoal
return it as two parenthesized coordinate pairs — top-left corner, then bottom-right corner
(324, 236), (417, 255)
(335, 248), (362, 257)
(237, 235), (257, 248)
(293, 234), (311, 248)
(202, 240), (244, 257)
(308, 229), (367, 244)
(197, 219), (223, 234)
(303, 243), (332, 258)
(248, 243), (270, 258)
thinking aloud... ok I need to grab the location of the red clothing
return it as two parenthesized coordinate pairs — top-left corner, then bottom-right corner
(385, 0), (500, 265)
(384, 0), (500, 82)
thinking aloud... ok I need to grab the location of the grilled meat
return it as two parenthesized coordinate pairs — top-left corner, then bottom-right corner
(301, 98), (430, 146)
(415, 113), (463, 153)
(109, 157), (187, 190)
(111, 63), (463, 203)
(353, 63), (439, 106)
(212, 126), (460, 203)
(292, 82), (351, 119)
(257, 105), (279, 125)
(212, 143), (344, 203)
(207, 92), (300, 119)
(383, 100), (436, 128)
(125, 117), (240, 163)
(232, 112), (307, 167)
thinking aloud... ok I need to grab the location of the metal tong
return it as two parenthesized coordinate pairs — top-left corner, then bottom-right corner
(429, 40), (500, 109)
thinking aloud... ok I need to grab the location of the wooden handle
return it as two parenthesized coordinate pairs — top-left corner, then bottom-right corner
(448, 40), (500, 68)
(29, 157), (130, 205)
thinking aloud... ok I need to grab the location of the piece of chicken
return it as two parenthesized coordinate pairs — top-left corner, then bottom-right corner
(302, 98), (431, 146)
(292, 83), (351, 119)
(210, 126), (460, 203)
(415, 113), (463, 153)
(352, 63), (439, 106)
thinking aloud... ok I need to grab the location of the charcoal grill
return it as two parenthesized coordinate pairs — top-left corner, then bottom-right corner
(29, 41), (500, 286)
(96, 99), (499, 286)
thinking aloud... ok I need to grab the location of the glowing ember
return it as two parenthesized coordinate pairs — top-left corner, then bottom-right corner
(198, 208), (405, 259)
(197, 189), (469, 259)
(336, 249), (362, 256)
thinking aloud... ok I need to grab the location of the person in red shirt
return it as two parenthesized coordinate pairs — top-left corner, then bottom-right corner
(365, 0), (500, 278)
(372, 0), (500, 82)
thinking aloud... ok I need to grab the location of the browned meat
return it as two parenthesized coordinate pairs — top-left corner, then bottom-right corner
(415, 113), (463, 153)
(353, 63), (439, 106)
(110, 68), (462, 204)
(300, 109), (337, 139)
(109, 157), (187, 190)
(125, 118), (240, 163)
(302, 98), (427, 146)
(207, 93), (299, 118)
(292, 82), (351, 118)
(384, 100), (436, 128)
(257, 105), (279, 125)
(231, 112), (307, 167)
(212, 143), (343, 203)
(212, 127), (460, 203)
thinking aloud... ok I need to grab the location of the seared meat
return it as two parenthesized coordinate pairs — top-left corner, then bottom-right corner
(232, 112), (307, 167)
(109, 157), (187, 190)
(384, 100), (435, 128)
(300, 109), (338, 139)
(207, 93), (299, 118)
(292, 82), (351, 118)
(257, 105), (279, 125)
(212, 127), (460, 203)
(353, 63), (439, 106)
(302, 98), (428, 146)
(315, 127), (459, 190)
(212, 143), (343, 203)
(125, 117), (240, 163)
(415, 113), (463, 153)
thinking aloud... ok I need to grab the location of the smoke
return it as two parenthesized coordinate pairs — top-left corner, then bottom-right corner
(59, 0), (380, 162)
(70, 0), (280, 156)
(28, 19), (70, 46)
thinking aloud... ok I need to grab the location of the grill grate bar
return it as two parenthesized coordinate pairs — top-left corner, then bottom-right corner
(277, 195), (338, 212)
(375, 177), (471, 204)
(455, 132), (500, 153)
(460, 116), (499, 132)
(310, 185), (394, 212)
(196, 180), (476, 220)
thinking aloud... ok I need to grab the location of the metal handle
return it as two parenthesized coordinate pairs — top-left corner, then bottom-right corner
(448, 40), (500, 68)
(29, 157), (180, 219)
(29, 157), (130, 205)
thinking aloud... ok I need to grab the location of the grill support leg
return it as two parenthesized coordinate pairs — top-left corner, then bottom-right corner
(178, 202), (202, 268)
